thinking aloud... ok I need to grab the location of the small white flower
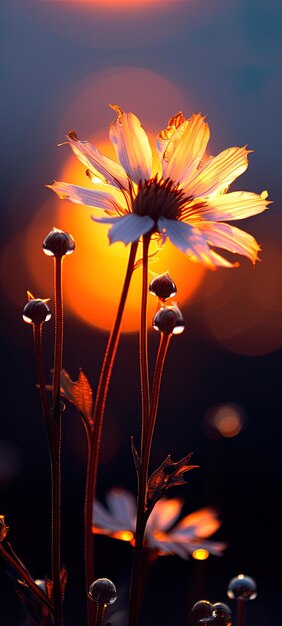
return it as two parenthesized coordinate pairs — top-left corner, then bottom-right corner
(49, 107), (270, 269)
(93, 488), (226, 559)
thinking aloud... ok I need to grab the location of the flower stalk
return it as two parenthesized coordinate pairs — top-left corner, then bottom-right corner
(237, 599), (245, 626)
(84, 240), (138, 626)
(51, 255), (64, 626)
(33, 323), (52, 451)
(129, 244), (172, 626)
(0, 542), (53, 615)
(139, 234), (151, 434)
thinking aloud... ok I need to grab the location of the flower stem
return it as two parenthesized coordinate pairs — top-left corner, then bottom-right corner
(94, 603), (106, 626)
(0, 542), (53, 615)
(129, 331), (171, 626)
(85, 241), (138, 626)
(33, 323), (52, 450)
(139, 235), (151, 435)
(51, 256), (64, 626)
(237, 599), (245, 626)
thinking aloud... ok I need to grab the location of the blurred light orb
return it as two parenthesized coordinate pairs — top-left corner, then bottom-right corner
(192, 548), (210, 561)
(112, 530), (134, 542)
(204, 404), (245, 439)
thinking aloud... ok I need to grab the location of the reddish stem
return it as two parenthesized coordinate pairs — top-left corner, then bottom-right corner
(33, 323), (52, 450)
(51, 256), (64, 626)
(139, 235), (151, 436)
(84, 241), (138, 626)
(237, 599), (245, 626)
(129, 331), (171, 626)
(0, 542), (53, 615)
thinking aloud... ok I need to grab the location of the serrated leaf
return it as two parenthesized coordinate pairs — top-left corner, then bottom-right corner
(147, 453), (198, 515)
(60, 369), (93, 426)
(44, 577), (53, 602)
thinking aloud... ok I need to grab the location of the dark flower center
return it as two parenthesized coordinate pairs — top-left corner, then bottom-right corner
(132, 175), (188, 222)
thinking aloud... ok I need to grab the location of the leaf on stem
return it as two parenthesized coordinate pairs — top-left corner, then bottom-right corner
(60, 369), (93, 427)
(146, 453), (198, 515)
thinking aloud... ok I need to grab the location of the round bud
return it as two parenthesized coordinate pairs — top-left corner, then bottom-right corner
(22, 299), (51, 325)
(88, 578), (117, 606)
(149, 272), (177, 301)
(0, 515), (9, 542)
(211, 603), (232, 624)
(191, 600), (213, 623)
(153, 304), (185, 335)
(43, 228), (75, 257)
(227, 574), (257, 601)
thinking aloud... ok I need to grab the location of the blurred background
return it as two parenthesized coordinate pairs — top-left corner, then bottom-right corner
(1, 0), (281, 624)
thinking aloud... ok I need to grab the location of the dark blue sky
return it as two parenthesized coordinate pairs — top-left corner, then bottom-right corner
(1, 2), (282, 625)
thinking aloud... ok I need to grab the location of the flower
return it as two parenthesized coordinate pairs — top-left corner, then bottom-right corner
(93, 488), (226, 559)
(49, 107), (270, 269)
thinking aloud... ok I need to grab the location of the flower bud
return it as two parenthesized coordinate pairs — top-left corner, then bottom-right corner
(0, 515), (9, 541)
(227, 574), (257, 601)
(43, 228), (75, 257)
(149, 272), (177, 301)
(88, 578), (117, 606)
(191, 600), (213, 623)
(153, 304), (185, 335)
(208, 603), (232, 625)
(22, 299), (51, 325)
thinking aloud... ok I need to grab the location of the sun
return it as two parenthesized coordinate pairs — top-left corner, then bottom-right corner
(25, 133), (206, 333)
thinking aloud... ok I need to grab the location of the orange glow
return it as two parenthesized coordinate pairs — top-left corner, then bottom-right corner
(112, 530), (134, 542)
(24, 134), (205, 332)
(192, 548), (209, 561)
(215, 413), (242, 438)
(178, 509), (221, 538)
(50, 0), (177, 6)
(204, 404), (245, 440)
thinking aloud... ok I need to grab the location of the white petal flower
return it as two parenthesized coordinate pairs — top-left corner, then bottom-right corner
(49, 106), (270, 268)
(93, 488), (226, 560)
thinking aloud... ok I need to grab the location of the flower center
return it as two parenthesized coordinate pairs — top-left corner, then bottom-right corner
(132, 175), (188, 223)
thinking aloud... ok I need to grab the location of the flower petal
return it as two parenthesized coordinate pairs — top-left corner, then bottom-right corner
(156, 111), (187, 161)
(147, 498), (183, 532)
(93, 501), (129, 534)
(199, 221), (260, 263)
(206, 250), (239, 268)
(173, 508), (221, 538)
(199, 190), (270, 221)
(97, 213), (154, 245)
(158, 217), (217, 268)
(105, 489), (136, 529)
(148, 534), (190, 559)
(48, 181), (123, 212)
(67, 131), (129, 190)
(163, 113), (210, 184)
(183, 146), (250, 197)
(109, 105), (153, 184)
